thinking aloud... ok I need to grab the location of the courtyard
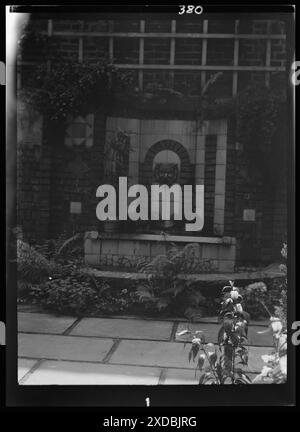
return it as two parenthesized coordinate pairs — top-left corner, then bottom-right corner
(18, 308), (273, 385)
(13, 13), (289, 389)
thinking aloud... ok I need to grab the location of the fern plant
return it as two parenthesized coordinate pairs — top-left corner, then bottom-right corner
(136, 243), (214, 318)
(17, 239), (59, 284)
(17, 233), (86, 299)
(35, 232), (84, 262)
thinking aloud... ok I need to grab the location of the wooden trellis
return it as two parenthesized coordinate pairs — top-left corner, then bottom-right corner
(18, 19), (286, 96)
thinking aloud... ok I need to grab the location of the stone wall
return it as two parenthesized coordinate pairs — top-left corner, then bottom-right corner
(84, 232), (236, 273)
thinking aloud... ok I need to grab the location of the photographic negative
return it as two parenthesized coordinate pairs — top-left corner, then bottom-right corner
(5, 4), (295, 406)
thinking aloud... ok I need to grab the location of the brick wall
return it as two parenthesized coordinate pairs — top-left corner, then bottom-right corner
(17, 111), (106, 242)
(223, 117), (236, 238)
(47, 112), (106, 238)
(17, 142), (51, 243)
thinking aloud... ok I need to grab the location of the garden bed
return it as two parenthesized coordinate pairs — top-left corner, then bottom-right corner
(17, 236), (287, 323)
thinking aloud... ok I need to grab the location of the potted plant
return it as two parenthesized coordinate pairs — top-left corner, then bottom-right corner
(102, 130), (131, 233)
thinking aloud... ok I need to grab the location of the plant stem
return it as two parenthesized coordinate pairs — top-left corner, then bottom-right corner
(258, 299), (272, 317)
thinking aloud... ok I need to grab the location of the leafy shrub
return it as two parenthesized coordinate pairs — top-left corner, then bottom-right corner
(95, 284), (139, 315)
(179, 281), (251, 384)
(241, 244), (287, 325)
(29, 265), (103, 315)
(240, 281), (271, 320)
(180, 279), (287, 385)
(29, 272), (140, 317)
(253, 317), (287, 384)
(30, 276), (99, 316)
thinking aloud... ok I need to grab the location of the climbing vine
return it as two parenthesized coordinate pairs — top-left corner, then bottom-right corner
(20, 59), (134, 121)
(235, 83), (286, 183)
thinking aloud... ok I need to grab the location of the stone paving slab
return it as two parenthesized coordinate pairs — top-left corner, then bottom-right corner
(110, 340), (195, 369)
(18, 358), (39, 382)
(163, 368), (199, 385)
(246, 346), (274, 373)
(109, 339), (273, 373)
(247, 326), (273, 347)
(18, 312), (77, 335)
(70, 317), (173, 341)
(176, 322), (273, 347)
(19, 333), (114, 362)
(21, 360), (161, 385)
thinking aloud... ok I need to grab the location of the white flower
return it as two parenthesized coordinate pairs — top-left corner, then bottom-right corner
(279, 355), (287, 375)
(206, 343), (215, 352)
(270, 317), (283, 334)
(230, 290), (239, 300)
(224, 298), (233, 305)
(235, 303), (243, 313)
(262, 354), (275, 364)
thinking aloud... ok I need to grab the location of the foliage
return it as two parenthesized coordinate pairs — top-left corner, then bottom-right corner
(179, 281), (251, 384)
(136, 243), (215, 319)
(29, 270), (101, 316)
(21, 59), (133, 121)
(241, 244), (287, 325)
(274, 243), (287, 328)
(17, 234), (138, 316)
(21, 240), (218, 318)
(94, 285), (139, 315)
(240, 281), (271, 320)
(28, 268), (142, 316)
(34, 232), (84, 263)
(17, 233), (86, 299)
(235, 84), (285, 182)
(17, 239), (60, 285)
(252, 317), (287, 384)
(141, 82), (184, 104)
(18, 27), (50, 61)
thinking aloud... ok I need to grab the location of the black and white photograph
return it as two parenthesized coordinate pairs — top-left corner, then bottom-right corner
(4, 4), (296, 407)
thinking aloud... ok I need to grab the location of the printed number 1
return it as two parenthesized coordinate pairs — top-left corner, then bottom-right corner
(145, 397), (150, 407)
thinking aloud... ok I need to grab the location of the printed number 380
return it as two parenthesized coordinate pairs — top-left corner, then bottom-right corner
(178, 5), (203, 15)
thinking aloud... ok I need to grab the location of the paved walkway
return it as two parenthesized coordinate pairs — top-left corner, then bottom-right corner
(18, 311), (273, 385)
